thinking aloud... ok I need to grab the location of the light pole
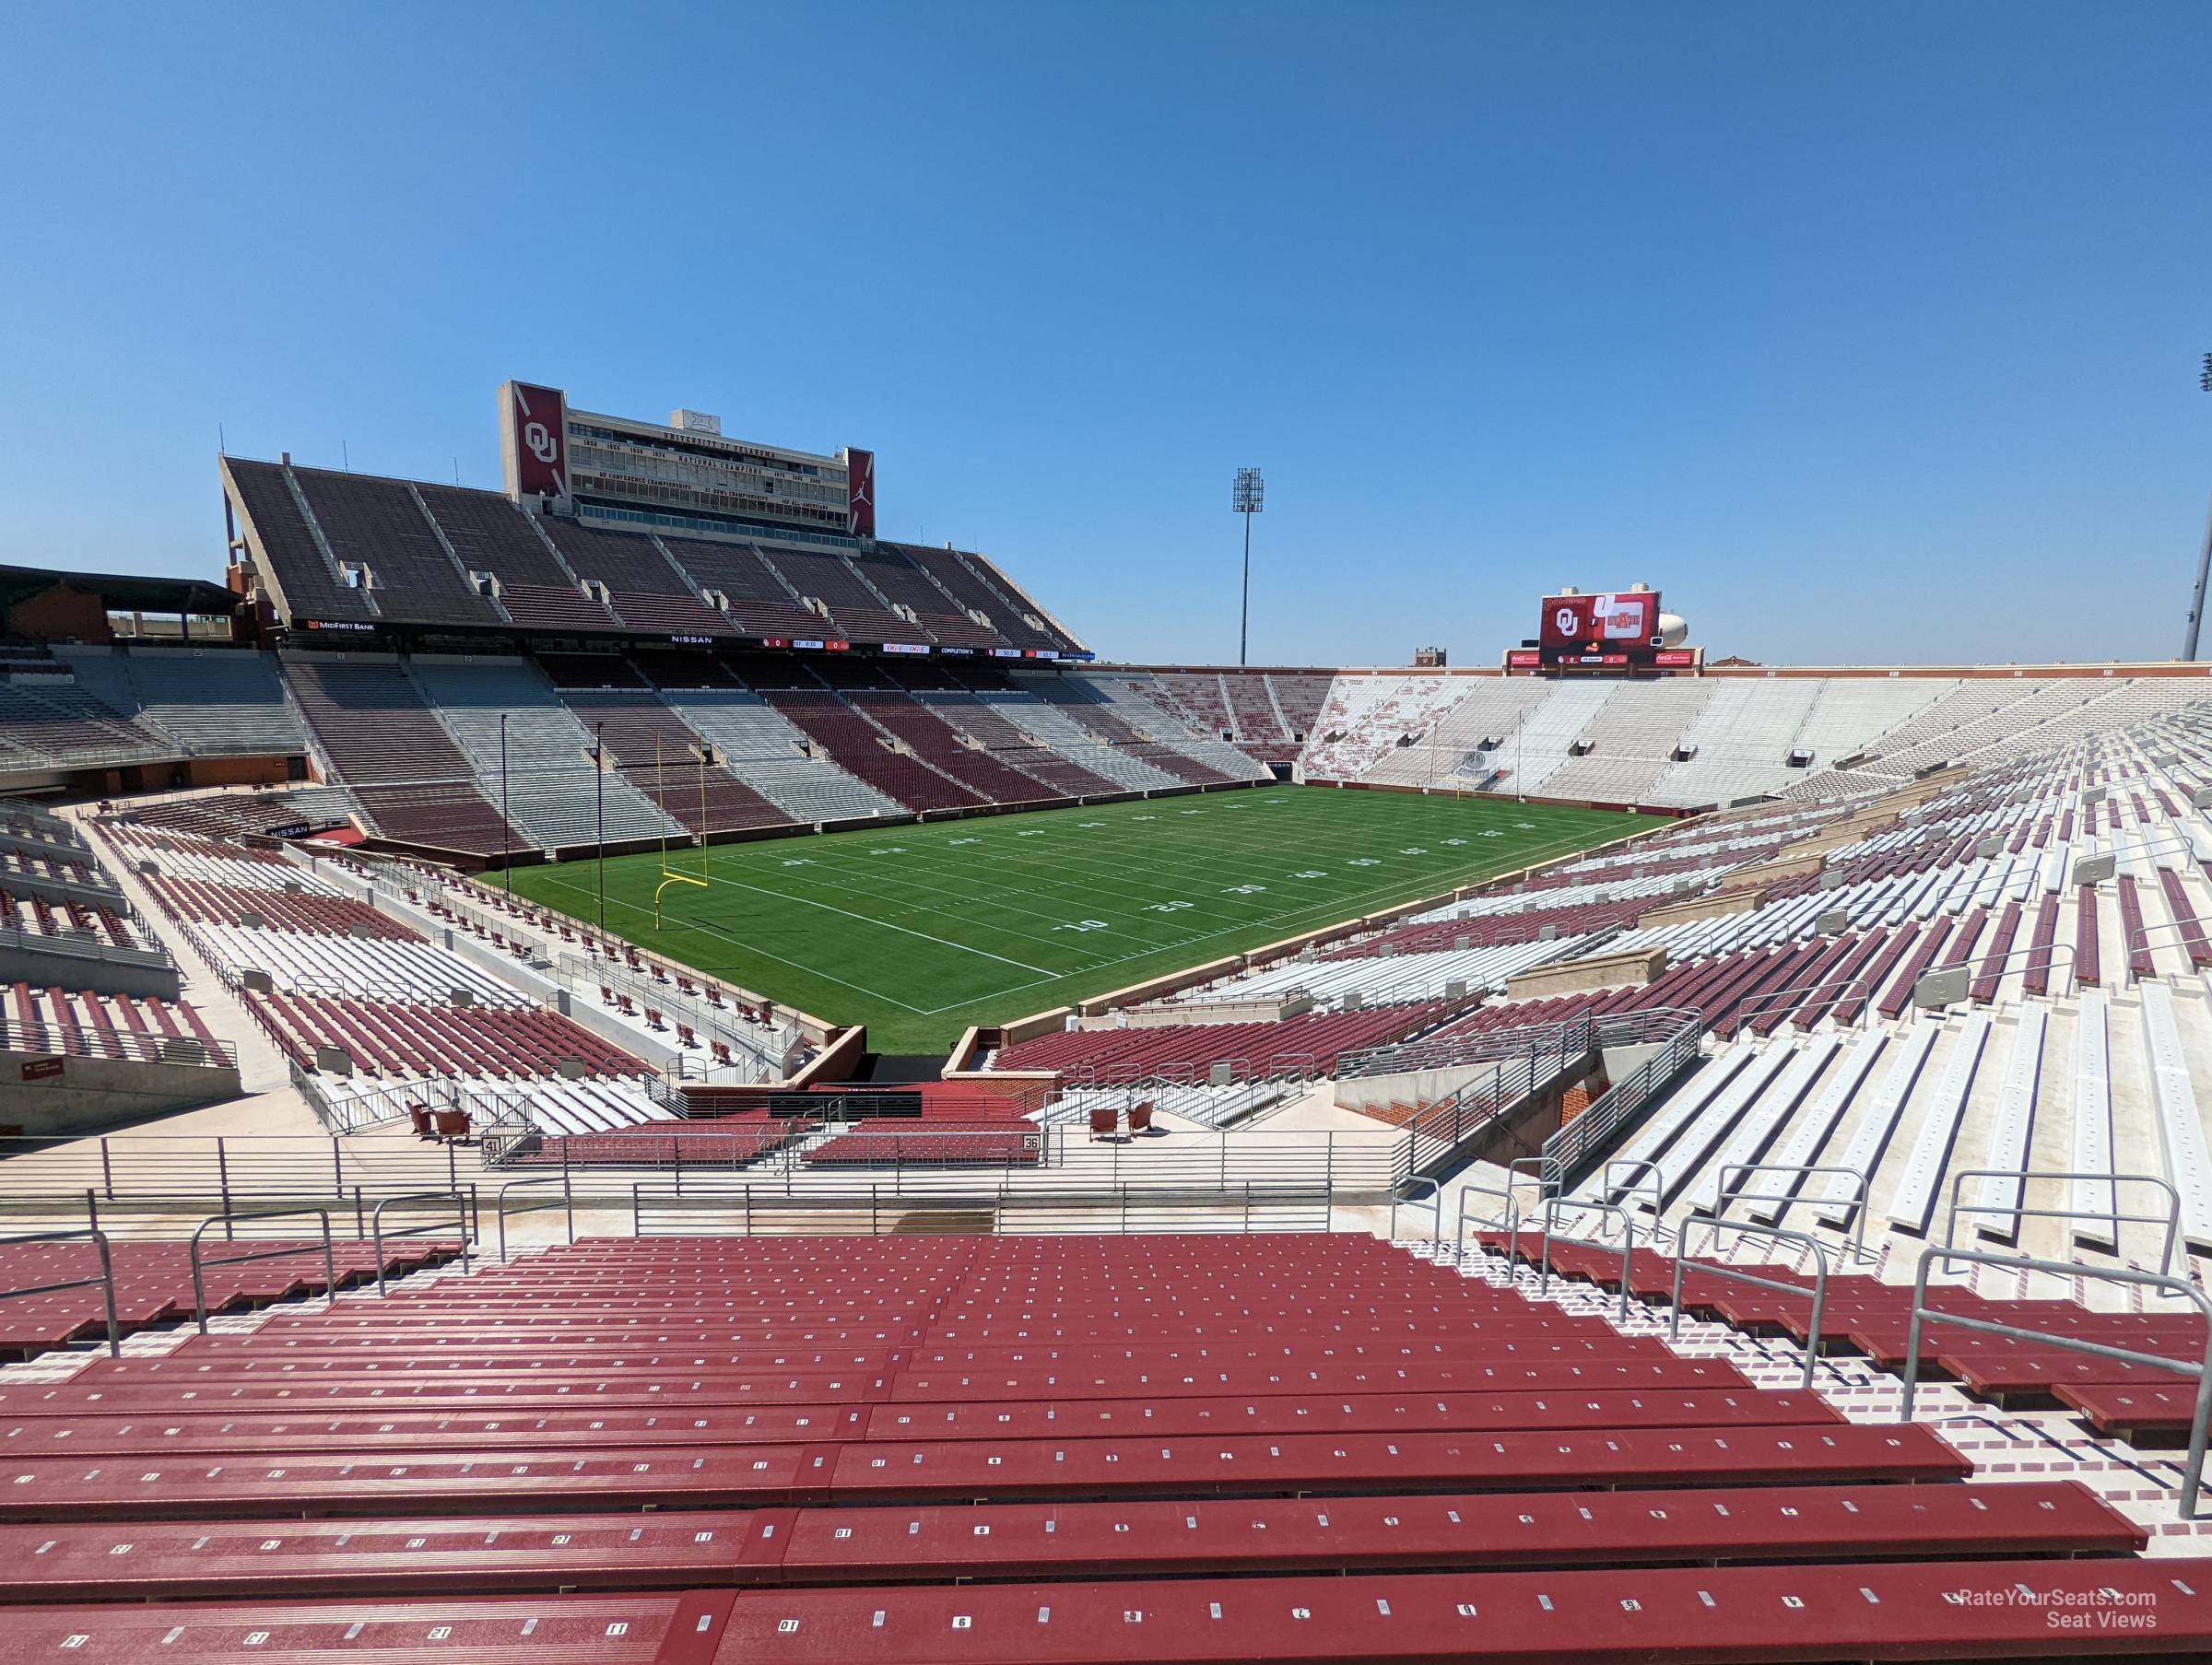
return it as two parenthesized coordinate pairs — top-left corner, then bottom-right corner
(1233, 466), (1264, 666)
(500, 713), (511, 895)
(2184, 354), (2212, 662)
(594, 721), (606, 934)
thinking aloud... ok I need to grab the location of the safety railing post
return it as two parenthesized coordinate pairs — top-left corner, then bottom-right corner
(1667, 1216), (1830, 1391)
(330, 1136), (343, 1197)
(1938, 1168), (2181, 1280)
(1896, 1240), (2212, 1520)
(190, 1207), (336, 1333)
(217, 1138), (232, 1239)
(1390, 1176), (1442, 1246)
(0, 1226), (124, 1357)
(100, 1138), (113, 1201)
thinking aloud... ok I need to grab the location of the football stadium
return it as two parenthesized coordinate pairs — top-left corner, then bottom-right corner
(9, 6), (2212, 1659)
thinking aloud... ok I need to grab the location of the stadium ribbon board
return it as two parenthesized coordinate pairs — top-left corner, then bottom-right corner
(507, 784), (1644, 1051)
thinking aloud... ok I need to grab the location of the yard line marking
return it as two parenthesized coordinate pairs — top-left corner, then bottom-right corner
(676, 872), (1058, 974)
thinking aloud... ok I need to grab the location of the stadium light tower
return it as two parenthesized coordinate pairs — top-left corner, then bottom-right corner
(1233, 467), (1264, 666)
(2186, 354), (2212, 662)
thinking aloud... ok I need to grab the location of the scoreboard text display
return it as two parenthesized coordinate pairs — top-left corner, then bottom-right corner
(1540, 591), (1662, 666)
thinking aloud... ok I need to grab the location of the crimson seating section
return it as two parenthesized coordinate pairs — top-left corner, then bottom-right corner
(752, 545), (914, 645)
(903, 687), (1121, 796)
(411, 480), (623, 633)
(112, 823), (651, 1089)
(0, 1237), (462, 1358)
(510, 1117), (816, 1169)
(759, 686), (981, 811)
(800, 1120), (1044, 1167)
(537, 521), (737, 639)
(1325, 896), (1655, 960)
(110, 794), (349, 843)
(993, 1002), (1458, 1085)
(835, 687), (1060, 805)
(6, 1232), (2206, 1664)
(225, 458), (376, 623)
(892, 542), (1079, 651)
(5, 979), (227, 1065)
(0, 883), (147, 950)
(288, 466), (506, 627)
(241, 988), (653, 1083)
(657, 539), (828, 639)
(849, 545), (1005, 647)
(1133, 672), (1316, 765)
(136, 872), (418, 940)
(279, 656), (522, 855)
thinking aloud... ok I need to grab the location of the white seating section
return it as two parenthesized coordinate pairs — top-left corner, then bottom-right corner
(1163, 935), (1578, 1010)
(1072, 674), (1275, 780)
(667, 689), (905, 822)
(406, 656), (681, 848)
(192, 920), (532, 1005)
(1296, 670), (2212, 812)
(981, 686), (1183, 791)
(46, 645), (306, 756)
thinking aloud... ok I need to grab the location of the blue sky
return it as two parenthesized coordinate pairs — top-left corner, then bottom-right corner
(4, 3), (2208, 668)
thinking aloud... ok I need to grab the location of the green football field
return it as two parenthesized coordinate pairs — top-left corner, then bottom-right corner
(506, 785), (1645, 1054)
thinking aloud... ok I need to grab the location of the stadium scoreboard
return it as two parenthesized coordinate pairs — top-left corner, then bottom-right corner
(1504, 586), (1698, 671)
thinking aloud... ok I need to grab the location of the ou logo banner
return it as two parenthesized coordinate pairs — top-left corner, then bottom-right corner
(524, 420), (559, 463)
(1553, 606), (1579, 636)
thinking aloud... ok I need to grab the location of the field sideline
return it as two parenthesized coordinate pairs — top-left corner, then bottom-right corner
(506, 784), (1646, 1053)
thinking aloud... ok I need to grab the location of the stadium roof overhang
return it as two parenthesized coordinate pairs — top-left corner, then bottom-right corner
(0, 562), (237, 618)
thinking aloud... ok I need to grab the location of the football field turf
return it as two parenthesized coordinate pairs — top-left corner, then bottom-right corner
(505, 785), (1646, 1053)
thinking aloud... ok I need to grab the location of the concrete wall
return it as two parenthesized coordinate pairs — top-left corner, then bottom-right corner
(0, 939), (181, 1002)
(1504, 946), (1666, 1002)
(0, 1049), (243, 1136)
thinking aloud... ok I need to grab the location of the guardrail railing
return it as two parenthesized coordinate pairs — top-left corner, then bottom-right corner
(0, 1225), (120, 1356)
(1900, 1244), (2212, 1520)
(1668, 1216), (1832, 1391)
(189, 1207), (337, 1332)
(370, 1191), (473, 1293)
(496, 1174), (574, 1261)
(1542, 1008), (1702, 1185)
(627, 1183), (1335, 1237)
(1938, 1167), (2180, 1278)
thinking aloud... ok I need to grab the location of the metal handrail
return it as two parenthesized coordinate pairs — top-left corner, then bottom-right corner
(1666, 1217), (1831, 1391)
(1389, 1176), (1442, 1244)
(1536, 1192), (1636, 1321)
(1709, 1162), (1871, 1264)
(188, 1208), (337, 1333)
(1453, 1181), (1523, 1262)
(370, 1190), (471, 1294)
(1940, 1167), (2181, 1278)
(1602, 1156), (1665, 1225)
(495, 1173), (575, 1263)
(0, 1226), (120, 1356)
(1899, 1244), (2212, 1519)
